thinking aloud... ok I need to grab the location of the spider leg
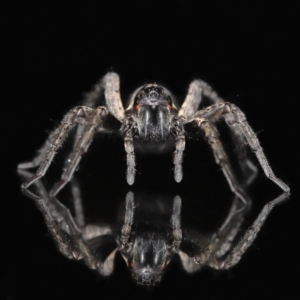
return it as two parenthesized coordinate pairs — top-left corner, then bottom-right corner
(50, 107), (108, 197)
(174, 130), (185, 182)
(82, 73), (135, 186)
(19, 169), (119, 272)
(124, 131), (136, 185)
(171, 195), (182, 251)
(69, 176), (118, 275)
(196, 102), (290, 193)
(180, 79), (257, 180)
(79, 72), (125, 116)
(17, 169), (100, 265)
(178, 80), (206, 120)
(120, 191), (134, 247)
(193, 117), (250, 203)
(178, 195), (249, 273)
(18, 106), (95, 199)
(200, 196), (248, 268)
(67, 72), (135, 185)
(71, 72), (125, 150)
(210, 192), (289, 270)
(70, 176), (86, 229)
(226, 104), (290, 193)
(17, 130), (57, 170)
(65, 71), (125, 164)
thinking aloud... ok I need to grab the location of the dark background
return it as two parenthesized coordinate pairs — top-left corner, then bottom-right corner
(1, 1), (298, 299)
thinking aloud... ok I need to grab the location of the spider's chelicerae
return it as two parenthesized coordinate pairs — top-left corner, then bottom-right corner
(18, 72), (290, 201)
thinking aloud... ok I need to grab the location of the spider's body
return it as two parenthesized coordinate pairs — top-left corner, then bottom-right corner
(18, 72), (290, 200)
(121, 84), (178, 155)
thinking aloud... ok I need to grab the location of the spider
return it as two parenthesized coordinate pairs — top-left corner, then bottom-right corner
(18, 72), (290, 201)
(18, 169), (289, 286)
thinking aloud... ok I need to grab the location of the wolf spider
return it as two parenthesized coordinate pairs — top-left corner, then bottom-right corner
(18, 72), (290, 201)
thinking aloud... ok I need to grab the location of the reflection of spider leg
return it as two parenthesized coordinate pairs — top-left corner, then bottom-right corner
(18, 169), (93, 262)
(171, 196), (182, 251)
(179, 196), (248, 273)
(180, 79), (257, 179)
(200, 196), (248, 268)
(18, 106), (95, 199)
(50, 107), (108, 196)
(124, 131), (136, 185)
(19, 170), (118, 273)
(194, 117), (250, 203)
(212, 192), (289, 269)
(179, 196), (249, 273)
(120, 191), (134, 246)
(70, 176), (85, 228)
(69, 177), (117, 276)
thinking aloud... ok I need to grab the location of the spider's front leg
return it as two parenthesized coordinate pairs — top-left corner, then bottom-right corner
(50, 106), (109, 197)
(18, 106), (96, 199)
(57, 72), (134, 193)
(81, 71), (136, 185)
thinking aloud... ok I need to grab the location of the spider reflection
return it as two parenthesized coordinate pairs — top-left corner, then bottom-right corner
(18, 170), (288, 286)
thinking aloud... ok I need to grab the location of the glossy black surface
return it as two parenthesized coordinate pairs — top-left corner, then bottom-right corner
(2, 1), (298, 299)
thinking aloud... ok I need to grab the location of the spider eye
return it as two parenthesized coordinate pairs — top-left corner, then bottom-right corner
(134, 104), (140, 111)
(129, 261), (135, 268)
(167, 103), (172, 109)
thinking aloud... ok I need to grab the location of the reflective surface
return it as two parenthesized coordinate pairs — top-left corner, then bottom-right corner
(17, 169), (289, 287)
(2, 1), (298, 299)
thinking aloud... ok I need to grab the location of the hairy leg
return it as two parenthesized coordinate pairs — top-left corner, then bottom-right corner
(50, 107), (108, 197)
(181, 79), (257, 179)
(18, 106), (95, 199)
(195, 117), (250, 203)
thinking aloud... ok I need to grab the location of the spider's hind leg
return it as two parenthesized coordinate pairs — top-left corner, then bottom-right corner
(194, 102), (290, 193)
(180, 79), (257, 181)
(194, 117), (250, 204)
(225, 104), (290, 193)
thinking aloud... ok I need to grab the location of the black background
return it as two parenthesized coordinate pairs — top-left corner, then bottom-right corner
(1, 1), (299, 299)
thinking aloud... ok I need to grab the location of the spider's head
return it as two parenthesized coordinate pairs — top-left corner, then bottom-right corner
(123, 232), (171, 286)
(131, 84), (176, 140)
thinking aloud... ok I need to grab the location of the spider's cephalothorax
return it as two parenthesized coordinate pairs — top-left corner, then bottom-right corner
(122, 232), (171, 285)
(18, 72), (290, 201)
(128, 84), (177, 140)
